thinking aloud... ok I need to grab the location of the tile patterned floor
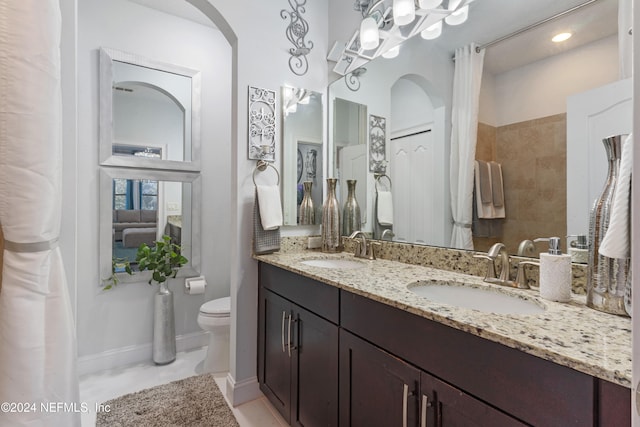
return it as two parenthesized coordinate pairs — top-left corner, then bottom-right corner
(79, 347), (287, 426)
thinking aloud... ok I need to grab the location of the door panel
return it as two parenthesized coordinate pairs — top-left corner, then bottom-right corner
(291, 305), (339, 427)
(340, 330), (420, 427)
(260, 290), (292, 423)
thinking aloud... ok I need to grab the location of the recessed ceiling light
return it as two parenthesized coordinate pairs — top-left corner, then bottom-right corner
(552, 32), (572, 43)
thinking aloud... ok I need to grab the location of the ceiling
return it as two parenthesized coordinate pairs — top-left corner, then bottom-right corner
(432, 0), (618, 74)
(127, 0), (618, 76)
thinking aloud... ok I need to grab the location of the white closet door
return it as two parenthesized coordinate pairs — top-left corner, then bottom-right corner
(566, 78), (632, 239)
(390, 131), (436, 244)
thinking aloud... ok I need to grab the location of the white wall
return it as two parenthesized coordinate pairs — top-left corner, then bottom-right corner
(190, 0), (329, 405)
(76, 0), (231, 364)
(481, 35), (618, 127)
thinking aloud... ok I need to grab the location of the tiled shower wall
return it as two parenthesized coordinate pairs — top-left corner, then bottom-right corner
(474, 114), (567, 255)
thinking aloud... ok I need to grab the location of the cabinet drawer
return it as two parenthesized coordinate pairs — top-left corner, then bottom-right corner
(341, 290), (594, 426)
(259, 263), (340, 324)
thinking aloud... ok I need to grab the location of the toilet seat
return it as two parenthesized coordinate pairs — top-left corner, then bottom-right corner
(199, 296), (230, 318)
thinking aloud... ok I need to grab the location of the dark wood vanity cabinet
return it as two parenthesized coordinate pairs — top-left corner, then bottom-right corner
(340, 329), (527, 427)
(258, 263), (340, 426)
(258, 263), (630, 427)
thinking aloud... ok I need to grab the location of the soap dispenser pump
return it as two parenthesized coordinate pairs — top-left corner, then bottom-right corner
(567, 234), (588, 263)
(534, 237), (572, 302)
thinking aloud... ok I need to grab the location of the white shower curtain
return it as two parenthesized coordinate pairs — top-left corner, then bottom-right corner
(449, 44), (484, 250)
(0, 1), (80, 426)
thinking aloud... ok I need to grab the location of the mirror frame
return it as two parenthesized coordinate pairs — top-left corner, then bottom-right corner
(99, 167), (202, 285)
(99, 47), (202, 172)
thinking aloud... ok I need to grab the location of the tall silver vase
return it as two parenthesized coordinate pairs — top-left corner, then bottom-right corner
(322, 178), (341, 253)
(343, 179), (361, 236)
(587, 135), (630, 316)
(299, 181), (315, 225)
(153, 281), (177, 364)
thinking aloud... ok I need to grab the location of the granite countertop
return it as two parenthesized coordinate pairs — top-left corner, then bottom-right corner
(256, 251), (632, 388)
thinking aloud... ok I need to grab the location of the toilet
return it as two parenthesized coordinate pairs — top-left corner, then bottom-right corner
(197, 296), (231, 373)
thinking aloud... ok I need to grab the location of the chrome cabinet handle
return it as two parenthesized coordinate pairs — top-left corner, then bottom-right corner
(421, 394), (431, 427)
(281, 311), (286, 353)
(287, 313), (292, 357)
(402, 384), (409, 427)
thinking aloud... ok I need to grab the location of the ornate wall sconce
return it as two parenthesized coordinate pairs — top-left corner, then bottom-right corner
(281, 0), (314, 76)
(248, 86), (276, 161)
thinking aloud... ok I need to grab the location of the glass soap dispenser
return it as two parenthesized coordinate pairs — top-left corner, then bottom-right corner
(534, 237), (572, 302)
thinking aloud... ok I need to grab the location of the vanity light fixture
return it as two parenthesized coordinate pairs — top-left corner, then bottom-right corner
(382, 45), (401, 58)
(552, 32), (572, 42)
(445, 0), (468, 25)
(420, 20), (442, 39)
(360, 15), (381, 50)
(418, 0), (443, 9)
(393, 0), (416, 26)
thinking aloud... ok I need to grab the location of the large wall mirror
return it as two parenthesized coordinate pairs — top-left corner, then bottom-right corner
(327, 0), (623, 261)
(99, 168), (201, 285)
(99, 47), (202, 171)
(281, 86), (324, 226)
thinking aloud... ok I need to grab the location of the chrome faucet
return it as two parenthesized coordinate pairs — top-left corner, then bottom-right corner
(473, 243), (529, 289)
(349, 230), (379, 260)
(381, 229), (395, 241)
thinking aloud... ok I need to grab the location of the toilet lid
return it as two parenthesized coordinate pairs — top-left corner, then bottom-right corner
(200, 296), (231, 317)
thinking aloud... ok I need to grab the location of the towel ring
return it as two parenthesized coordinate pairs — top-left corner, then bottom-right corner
(374, 174), (392, 192)
(253, 160), (280, 186)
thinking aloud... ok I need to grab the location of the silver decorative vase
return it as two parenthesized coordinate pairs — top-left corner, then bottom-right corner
(587, 135), (630, 316)
(343, 179), (361, 236)
(299, 181), (315, 225)
(153, 280), (177, 364)
(322, 178), (341, 253)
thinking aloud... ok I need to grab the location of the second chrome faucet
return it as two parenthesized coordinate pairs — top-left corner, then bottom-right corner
(474, 243), (531, 289)
(349, 231), (380, 260)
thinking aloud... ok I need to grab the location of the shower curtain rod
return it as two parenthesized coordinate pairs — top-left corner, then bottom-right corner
(475, 0), (601, 53)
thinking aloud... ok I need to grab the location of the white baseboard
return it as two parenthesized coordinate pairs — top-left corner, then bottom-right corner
(78, 331), (209, 377)
(225, 373), (262, 407)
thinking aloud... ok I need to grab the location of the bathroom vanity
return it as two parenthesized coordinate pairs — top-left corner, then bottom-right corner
(256, 252), (631, 427)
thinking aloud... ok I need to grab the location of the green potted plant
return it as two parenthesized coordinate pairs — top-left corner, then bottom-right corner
(102, 257), (132, 290)
(136, 235), (188, 365)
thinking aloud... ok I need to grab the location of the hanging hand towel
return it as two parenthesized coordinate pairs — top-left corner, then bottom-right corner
(256, 184), (283, 230)
(600, 133), (633, 259)
(474, 160), (494, 219)
(253, 190), (281, 254)
(376, 191), (394, 226)
(489, 161), (505, 218)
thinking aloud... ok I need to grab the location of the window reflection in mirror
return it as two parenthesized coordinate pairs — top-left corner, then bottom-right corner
(281, 87), (324, 226)
(100, 168), (200, 283)
(99, 48), (201, 172)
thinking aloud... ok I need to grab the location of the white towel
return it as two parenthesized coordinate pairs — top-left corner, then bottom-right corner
(256, 184), (283, 230)
(377, 191), (394, 226)
(599, 133), (633, 259)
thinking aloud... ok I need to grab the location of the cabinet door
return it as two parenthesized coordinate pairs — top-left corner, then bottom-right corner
(258, 289), (292, 423)
(291, 305), (339, 427)
(340, 330), (420, 427)
(420, 372), (527, 427)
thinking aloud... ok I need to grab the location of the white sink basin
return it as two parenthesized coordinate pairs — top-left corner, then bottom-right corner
(299, 258), (365, 270)
(407, 280), (546, 315)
